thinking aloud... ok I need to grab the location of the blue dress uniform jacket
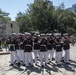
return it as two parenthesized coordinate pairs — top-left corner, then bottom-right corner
(34, 37), (40, 50)
(24, 38), (33, 52)
(63, 40), (70, 50)
(40, 39), (47, 52)
(9, 39), (16, 51)
(19, 38), (25, 50)
(47, 38), (52, 50)
(15, 41), (19, 50)
(20, 42), (25, 50)
(55, 39), (62, 52)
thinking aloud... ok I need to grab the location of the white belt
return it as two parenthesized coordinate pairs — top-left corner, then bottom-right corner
(25, 45), (31, 46)
(41, 45), (46, 46)
(34, 43), (38, 44)
(48, 44), (51, 45)
(56, 45), (61, 46)
(11, 44), (15, 46)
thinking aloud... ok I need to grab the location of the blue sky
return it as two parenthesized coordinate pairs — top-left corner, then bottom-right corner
(0, 0), (76, 21)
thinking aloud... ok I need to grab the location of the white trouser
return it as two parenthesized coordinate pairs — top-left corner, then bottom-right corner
(56, 51), (62, 64)
(64, 50), (70, 63)
(17, 50), (24, 63)
(40, 52), (48, 66)
(24, 52), (33, 66)
(52, 48), (56, 59)
(61, 48), (64, 59)
(34, 50), (40, 64)
(20, 50), (25, 63)
(47, 50), (52, 61)
(10, 51), (17, 64)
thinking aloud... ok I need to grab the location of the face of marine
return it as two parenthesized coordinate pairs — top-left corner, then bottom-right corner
(64, 35), (69, 39)
(41, 36), (45, 39)
(56, 35), (60, 39)
(25, 35), (30, 39)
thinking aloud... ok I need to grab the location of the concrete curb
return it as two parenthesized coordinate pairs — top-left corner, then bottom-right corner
(0, 52), (10, 55)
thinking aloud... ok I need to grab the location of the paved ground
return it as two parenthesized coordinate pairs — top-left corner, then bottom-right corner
(0, 45), (76, 75)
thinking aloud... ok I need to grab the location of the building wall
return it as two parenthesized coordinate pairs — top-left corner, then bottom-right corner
(5, 21), (19, 35)
(0, 18), (6, 37)
(0, 17), (20, 37)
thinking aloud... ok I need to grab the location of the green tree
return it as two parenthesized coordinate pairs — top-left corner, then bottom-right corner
(16, 0), (76, 35)
(29, 0), (54, 33)
(0, 9), (11, 21)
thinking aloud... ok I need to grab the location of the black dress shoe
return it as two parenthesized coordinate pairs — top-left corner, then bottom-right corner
(29, 63), (31, 65)
(41, 65), (44, 67)
(17, 62), (20, 66)
(57, 64), (61, 66)
(30, 65), (33, 67)
(23, 64), (25, 66)
(55, 61), (57, 63)
(26, 66), (29, 68)
(52, 58), (55, 61)
(69, 59), (71, 61)
(45, 63), (47, 66)
(48, 59), (50, 60)
(61, 60), (64, 62)
(35, 64), (37, 66)
(9, 64), (13, 66)
(47, 61), (51, 64)
(65, 62), (70, 64)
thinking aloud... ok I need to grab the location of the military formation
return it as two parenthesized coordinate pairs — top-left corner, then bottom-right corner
(1, 32), (71, 67)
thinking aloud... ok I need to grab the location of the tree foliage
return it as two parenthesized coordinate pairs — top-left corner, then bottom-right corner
(16, 0), (76, 35)
(0, 9), (11, 22)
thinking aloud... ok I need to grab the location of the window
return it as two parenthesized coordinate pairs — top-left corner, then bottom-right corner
(11, 24), (13, 28)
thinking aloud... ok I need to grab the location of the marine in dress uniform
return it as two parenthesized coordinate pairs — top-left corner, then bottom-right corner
(19, 37), (25, 64)
(40, 34), (48, 67)
(63, 33), (70, 64)
(15, 38), (20, 65)
(18, 34), (25, 64)
(33, 34), (40, 65)
(24, 33), (33, 67)
(9, 38), (17, 66)
(51, 33), (56, 60)
(46, 33), (53, 63)
(54, 33), (63, 66)
(5, 38), (10, 51)
(16, 33), (25, 65)
(16, 37), (21, 65)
